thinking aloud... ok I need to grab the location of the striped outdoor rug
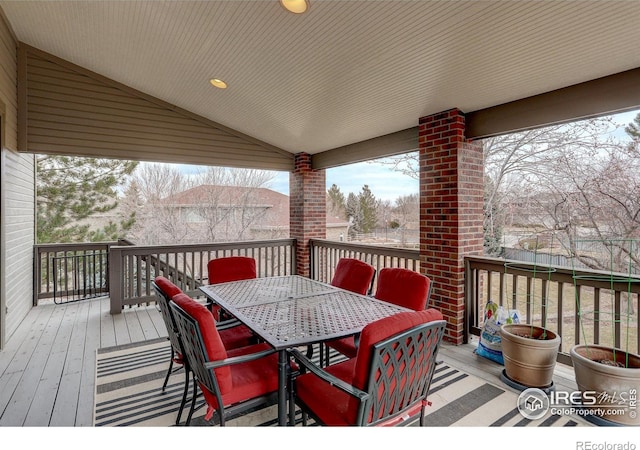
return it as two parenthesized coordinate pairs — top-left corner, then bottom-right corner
(93, 338), (591, 427)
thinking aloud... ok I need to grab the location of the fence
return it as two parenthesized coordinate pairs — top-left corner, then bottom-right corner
(34, 240), (133, 305)
(309, 239), (420, 295)
(108, 239), (297, 313)
(465, 255), (640, 364)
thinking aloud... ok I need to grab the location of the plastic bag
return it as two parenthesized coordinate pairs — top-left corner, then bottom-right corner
(475, 300), (520, 365)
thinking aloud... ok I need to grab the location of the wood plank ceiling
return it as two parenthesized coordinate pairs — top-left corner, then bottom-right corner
(1, 0), (640, 168)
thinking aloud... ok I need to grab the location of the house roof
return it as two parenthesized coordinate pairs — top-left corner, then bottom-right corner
(2, 1), (639, 166)
(162, 185), (349, 228)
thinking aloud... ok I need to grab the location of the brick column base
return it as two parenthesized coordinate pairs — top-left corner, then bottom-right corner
(289, 153), (326, 277)
(419, 109), (484, 344)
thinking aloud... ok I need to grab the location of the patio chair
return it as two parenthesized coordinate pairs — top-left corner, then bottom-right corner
(207, 256), (257, 320)
(170, 292), (283, 426)
(289, 308), (446, 426)
(325, 267), (433, 363)
(330, 257), (376, 295)
(152, 276), (255, 425)
(316, 258), (376, 364)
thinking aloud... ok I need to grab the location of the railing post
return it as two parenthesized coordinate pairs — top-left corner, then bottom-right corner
(463, 258), (472, 344)
(292, 239), (298, 275)
(33, 245), (40, 306)
(109, 246), (123, 314)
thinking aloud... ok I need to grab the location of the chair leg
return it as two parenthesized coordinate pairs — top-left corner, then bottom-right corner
(318, 343), (324, 367)
(323, 344), (330, 367)
(162, 351), (175, 391)
(185, 374), (198, 426)
(176, 366), (190, 425)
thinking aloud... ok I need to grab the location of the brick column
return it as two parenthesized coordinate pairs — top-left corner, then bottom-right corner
(290, 153), (326, 277)
(419, 109), (484, 344)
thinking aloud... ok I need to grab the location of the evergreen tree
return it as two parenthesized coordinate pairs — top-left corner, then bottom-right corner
(36, 155), (138, 243)
(624, 112), (640, 140)
(625, 112), (640, 153)
(345, 192), (361, 237)
(327, 184), (346, 219)
(358, 185), (378, 233)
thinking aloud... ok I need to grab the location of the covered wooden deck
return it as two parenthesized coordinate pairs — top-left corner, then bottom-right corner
(0, 296), (583, 427)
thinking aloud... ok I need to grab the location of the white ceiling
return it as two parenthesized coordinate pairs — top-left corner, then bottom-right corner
(2, 0), (640, 155)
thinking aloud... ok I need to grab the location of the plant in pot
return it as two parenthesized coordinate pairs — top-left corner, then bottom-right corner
(569, 238), (640, 426)
(499, 252), (561, 392)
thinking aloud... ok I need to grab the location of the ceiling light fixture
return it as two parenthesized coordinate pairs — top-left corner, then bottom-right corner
(209, 78), (228, 89)
(280, 0), (309, 14)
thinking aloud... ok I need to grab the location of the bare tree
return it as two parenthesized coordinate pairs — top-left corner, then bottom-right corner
(374, 117), (628, 258)
(536, 140), (640, 272)
(392, 193), (419, 246)
(123, 163), (193, 244)
(123, 164), (279, 244)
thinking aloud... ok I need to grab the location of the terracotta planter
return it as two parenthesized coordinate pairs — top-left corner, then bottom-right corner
(570, 344), (640, 426)
(500, 324), (561, 389)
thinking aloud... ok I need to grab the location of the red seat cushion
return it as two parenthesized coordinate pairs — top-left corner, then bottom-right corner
(330, 258), (375, 295)
(171, 292), (279, 422)
(325, 335), (357, 359)
(154, 276), (185, 362)
(214, 343), (279, 408)
(297, 309), (444, 425)
(207, 256), (257, 284)
(295, 359), (356, 426)
(171, 293), (231, 390)
(374, 268), (431, 311)
(353, 308), (443, 390)
(219, 323), (255, 349)
(327, 269), (433, 358)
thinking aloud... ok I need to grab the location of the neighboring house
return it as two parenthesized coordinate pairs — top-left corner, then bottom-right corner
(159, 185), (349, 242)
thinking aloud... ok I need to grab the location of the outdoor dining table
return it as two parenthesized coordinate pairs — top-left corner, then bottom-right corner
(199, 274), (410, 426)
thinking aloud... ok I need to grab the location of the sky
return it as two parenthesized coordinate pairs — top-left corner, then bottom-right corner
(175, 108), (639, 205)
(270, 157), (418, 203)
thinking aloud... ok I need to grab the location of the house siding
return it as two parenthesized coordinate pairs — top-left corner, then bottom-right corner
(0, 9), (35, 348)
(19, 44), (294, 171)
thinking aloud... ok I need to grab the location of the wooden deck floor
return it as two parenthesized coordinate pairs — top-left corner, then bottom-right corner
(0, 296), (579, 427)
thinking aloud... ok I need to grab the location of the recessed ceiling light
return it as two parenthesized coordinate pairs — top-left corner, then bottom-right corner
(280, 0), (309, 14)
(209, 78), (228, 89)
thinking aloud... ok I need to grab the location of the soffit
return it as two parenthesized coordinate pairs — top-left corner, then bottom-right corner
(1, 0), (639, 157)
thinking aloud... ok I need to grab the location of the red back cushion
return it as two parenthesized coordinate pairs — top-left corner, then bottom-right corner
(208, 256), (257, 284)
(154, 276), (182, 299)
(330, 258), (375, 295)
(348, 308), (444, 423)
(374, 268), (431, 311)
(171, 293), (232, 392)
(352, 308), (444, 390)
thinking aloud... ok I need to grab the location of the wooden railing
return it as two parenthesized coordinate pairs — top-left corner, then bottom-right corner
(309, 239), (420, 294)
(108, 239), (296, 313)
(465, 256), (640, 364)
(33, 240), (133, 305)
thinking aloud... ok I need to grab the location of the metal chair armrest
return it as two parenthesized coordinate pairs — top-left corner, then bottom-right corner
(215, 318), (243, 330)
(288, 348), (368, 401)
(204, 348), (277, 370)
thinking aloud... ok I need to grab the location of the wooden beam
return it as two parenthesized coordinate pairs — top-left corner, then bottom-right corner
(312, 126), (418, 170)
(466, 67), (640, 140)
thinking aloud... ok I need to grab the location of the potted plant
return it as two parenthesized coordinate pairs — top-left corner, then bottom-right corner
(499, 251), (561, 391)
(570, 344), (640, 426)
(569, 238), (640, 426)
(501, 323), (561, 390)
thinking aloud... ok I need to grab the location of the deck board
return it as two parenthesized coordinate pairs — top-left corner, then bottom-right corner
(0, 296), (580, 427)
